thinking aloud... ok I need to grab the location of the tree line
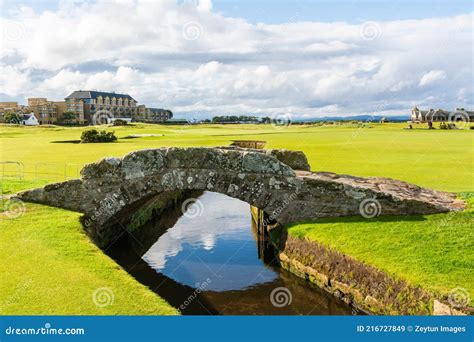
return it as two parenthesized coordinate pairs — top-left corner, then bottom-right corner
(210, 115), (271, 123)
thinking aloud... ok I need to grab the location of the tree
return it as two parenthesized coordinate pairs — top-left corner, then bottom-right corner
(4, 112), (22, 124)
(165, 110), (173, 119)
(60, 111), (76, 125)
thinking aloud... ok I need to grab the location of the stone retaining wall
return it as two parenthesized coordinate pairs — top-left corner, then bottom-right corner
(269, 226), (471, 315)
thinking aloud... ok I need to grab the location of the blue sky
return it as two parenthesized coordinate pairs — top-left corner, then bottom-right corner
(214, 0), (473, 23)
(3, 0), (472, 22)
(1, 0), (473, 118)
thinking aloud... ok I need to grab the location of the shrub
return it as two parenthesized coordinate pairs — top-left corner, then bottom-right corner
(80, 129), (117, 143)
(111, 119), (128, 126)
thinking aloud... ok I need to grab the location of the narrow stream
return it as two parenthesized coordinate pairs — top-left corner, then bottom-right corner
(107, 191), (353, 315)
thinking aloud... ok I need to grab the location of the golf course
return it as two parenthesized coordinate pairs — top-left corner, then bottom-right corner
(0, 122), (472, 314)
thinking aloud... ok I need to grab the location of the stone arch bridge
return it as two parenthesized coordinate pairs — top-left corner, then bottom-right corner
(18, 147), (464, 248)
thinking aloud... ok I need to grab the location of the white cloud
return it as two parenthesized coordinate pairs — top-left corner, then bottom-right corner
(0, 65), (29, 96)
(0, 0), (472, 118)
(419, 70), (447, 86)
(304, 41), (354, 53)
(197, 0), (212, 12)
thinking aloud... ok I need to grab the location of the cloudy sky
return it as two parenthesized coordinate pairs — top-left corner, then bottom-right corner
(1, 0), (472, 119)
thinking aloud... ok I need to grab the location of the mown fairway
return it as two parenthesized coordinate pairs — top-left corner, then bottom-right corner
(0, 122), (472, 313)
(0, 122), (472, 192)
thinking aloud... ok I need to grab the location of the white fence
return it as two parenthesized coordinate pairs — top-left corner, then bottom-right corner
(0, 161), (80, 181)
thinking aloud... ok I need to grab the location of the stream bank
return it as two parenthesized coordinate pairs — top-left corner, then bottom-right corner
(264, 221), (470, 315)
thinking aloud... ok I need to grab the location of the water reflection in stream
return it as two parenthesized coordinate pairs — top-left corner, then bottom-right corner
(107, 191), (353, 315)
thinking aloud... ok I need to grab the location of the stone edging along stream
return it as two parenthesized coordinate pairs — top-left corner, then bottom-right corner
(267, 224), (471, 316)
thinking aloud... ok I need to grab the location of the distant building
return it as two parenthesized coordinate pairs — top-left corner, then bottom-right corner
(411, 106), (474, 123)
(0, 102), (19, 122)
(64, 90), (172, 124)
(20, 113), (39, 126)
(0, 101), (19, 112)
(27, 98), (69, 125)
(0, 102), (34, 122)
(27, 98), (47, 107)
(65, 90), (135, 124)
(137, 106), (173, 122)
(1, 90), (172, 125)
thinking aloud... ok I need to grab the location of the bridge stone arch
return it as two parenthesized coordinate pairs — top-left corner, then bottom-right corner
(18, 147), (464, 248)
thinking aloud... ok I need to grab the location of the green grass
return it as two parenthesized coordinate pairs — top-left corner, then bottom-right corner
(0, 122), (472, 314)
(287, 193), (474, 305)
(0, 182), (178, 315)
(0, 179), (50, 196)
(0, 122), (472, 192)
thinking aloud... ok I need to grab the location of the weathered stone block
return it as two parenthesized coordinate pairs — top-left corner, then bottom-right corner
(267, 149), (311, 171)
(242, 152), (295, 176)
(81, 157), (121, 180)
(122, 149), (165, 179)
